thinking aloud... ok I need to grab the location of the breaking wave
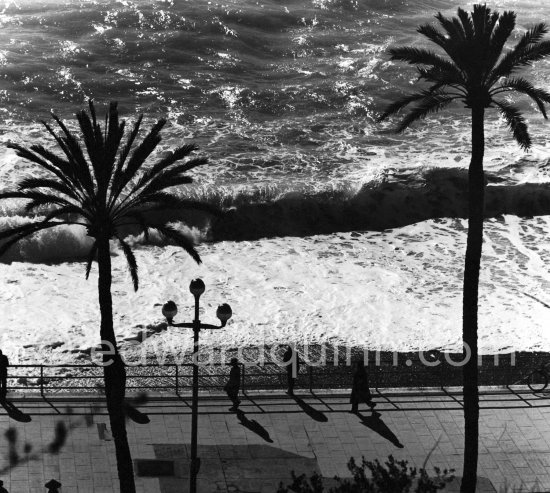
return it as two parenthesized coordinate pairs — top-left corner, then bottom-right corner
(2, 166), (550, 262)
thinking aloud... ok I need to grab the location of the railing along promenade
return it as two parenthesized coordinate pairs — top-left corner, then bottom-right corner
(3, 357), (543, 396)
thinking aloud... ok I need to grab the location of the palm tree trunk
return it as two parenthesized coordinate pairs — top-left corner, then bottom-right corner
(97, 235), (136, 493)
(461, 104), (485, 493)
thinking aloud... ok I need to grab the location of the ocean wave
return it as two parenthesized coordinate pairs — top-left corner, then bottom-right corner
(210, 168), (550, 240)
(2, 167), (550, 263)
(0, 214), (205, 264)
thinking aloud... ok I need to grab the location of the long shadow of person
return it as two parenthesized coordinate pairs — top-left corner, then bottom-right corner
(292, 395), (328, 422)
(0, 399), (32, 423)
(235, 410), (273, 443)
(359, 411), (403, 448)
(124, 392), (150, 424)
(124, 403), (150, 424)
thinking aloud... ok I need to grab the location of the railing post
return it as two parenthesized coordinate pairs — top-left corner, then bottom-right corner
(309, 366), (313, 393)
(175, 365), (179, 396)
(372, 365), (379, 392)
(241, 363), (245, 394)
(40, 366), (44, 397)
(439, 358), (444, 389)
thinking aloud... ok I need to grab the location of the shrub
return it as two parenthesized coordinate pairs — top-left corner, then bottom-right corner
(277, 455), (454, 493)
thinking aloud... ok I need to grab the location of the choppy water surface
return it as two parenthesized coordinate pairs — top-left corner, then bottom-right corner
(0, 0), (550, 360)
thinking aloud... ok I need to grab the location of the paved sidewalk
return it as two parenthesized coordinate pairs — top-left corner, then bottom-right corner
(0, 388), (549, 492)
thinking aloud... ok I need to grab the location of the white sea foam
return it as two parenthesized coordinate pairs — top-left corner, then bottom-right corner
(1, 215), (549, 363)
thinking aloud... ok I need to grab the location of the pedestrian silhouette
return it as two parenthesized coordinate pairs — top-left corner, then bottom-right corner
(224, 358), (241, 411)
(0, 479), (8, 493)
(0, 351), (9, 401)
(283, 345), (299, 395)
(350, 360), (376, 413)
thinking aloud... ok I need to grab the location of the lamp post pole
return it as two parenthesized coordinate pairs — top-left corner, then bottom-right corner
(162, 279), (232, 493)
(190, 291), (200, 493)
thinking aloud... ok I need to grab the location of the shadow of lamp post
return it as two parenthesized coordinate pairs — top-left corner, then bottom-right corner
(161, 278), (232, 493)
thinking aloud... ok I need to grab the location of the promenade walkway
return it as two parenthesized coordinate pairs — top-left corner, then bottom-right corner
(0, 387), (549, 492)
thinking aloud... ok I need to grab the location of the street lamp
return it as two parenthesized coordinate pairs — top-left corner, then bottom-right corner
(161, 278), (232, 493)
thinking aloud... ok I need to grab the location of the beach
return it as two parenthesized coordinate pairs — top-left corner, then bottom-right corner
(0, 0), (549, 364)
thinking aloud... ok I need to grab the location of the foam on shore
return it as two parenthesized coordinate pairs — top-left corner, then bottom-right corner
(1, 215), (549, 364)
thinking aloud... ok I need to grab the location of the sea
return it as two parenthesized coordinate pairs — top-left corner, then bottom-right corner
(0, 0), (550, 364)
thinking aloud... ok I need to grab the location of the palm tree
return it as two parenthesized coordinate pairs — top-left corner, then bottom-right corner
(0, 101), (217, 492)
(378, 5), (550, 492)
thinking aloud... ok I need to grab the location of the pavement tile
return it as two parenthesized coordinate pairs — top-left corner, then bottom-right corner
(0, 389), (547, 491)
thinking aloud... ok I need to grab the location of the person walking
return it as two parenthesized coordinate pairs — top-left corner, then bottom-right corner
(283, 345), (300, 395)
(350, 360), (376, 414)
(0, 351), (9, 401)
(224, 358), (241, 411)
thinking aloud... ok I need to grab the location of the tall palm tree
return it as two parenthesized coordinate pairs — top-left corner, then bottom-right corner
(0, 101), (217, 492)
(378, 5), (550, 492)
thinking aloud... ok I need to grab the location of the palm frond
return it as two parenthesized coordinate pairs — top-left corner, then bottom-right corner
(109, 114), (143, 208)
(0, 221), (47, 241)
(151, 224), (201, 264)
(117, 149), (205, 211)
(39, 205), (89, 224)
(77, 102), (123, 198)
(0, 214), (83, 243)
(417, 67), (467, 92)
(514, 23), (548, 52)
(76, 108), (101, 175)
(127, 174), (194, 201)
(457, 8), (474, 39)
(18, 177), (80, 202)
(417, 23), (447, 49)
(117, 157), (203, 210)
(118, 119), (166, 187)
(491, 40), (550, 81)
(493, 99), (532, 149)
(111, 174), (195, 220)
(124, 212), (150, 242)
(0, 190), (75, 212)
(436, 12), (466, 41)
(41, 121), (96, 198)
(8, 143), (71, 185)
(416, 23), (464, 71)
(471, 5), (495, 42)
(126, 157), (206, 200)
(116, 235), (139, 291)
(487, 11), (516, 70)
(85, 241), (98, 280)
(8, 143), (93, 208)
(30, 145), (89, 197)
(105, 102), (125, 171)
(49, 113), (95, 189)
(40, 121), (76, 173)
(389, 47), (460, 73)
(378, 91), (438, 122)
(134, 143), (198, 189)
(492, 77), (550, 118)
(395, 94), (458, 132)
(0, 221), (69, 257)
